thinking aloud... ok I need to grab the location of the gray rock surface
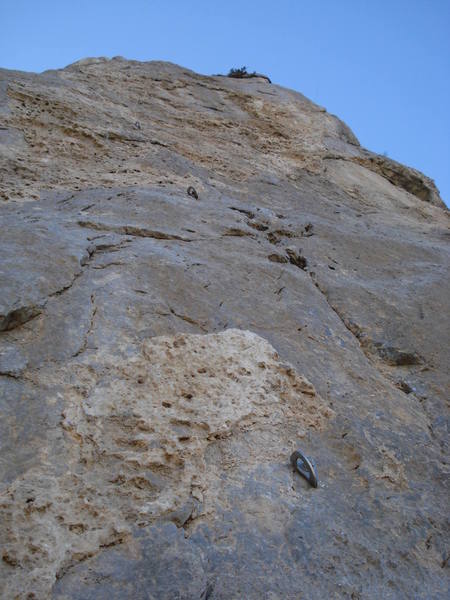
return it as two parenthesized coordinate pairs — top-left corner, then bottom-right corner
(0, 58), (448, 599)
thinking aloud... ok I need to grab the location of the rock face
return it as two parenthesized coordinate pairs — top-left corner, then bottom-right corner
(0, 57), (448, 599)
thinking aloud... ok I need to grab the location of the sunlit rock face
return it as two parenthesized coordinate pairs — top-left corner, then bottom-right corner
(0, 58), (448, 599)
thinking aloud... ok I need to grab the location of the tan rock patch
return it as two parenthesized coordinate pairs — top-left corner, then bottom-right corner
(0, 329), (332, 598)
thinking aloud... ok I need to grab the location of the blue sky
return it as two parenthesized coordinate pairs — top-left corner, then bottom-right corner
(1, 0), (449, 205)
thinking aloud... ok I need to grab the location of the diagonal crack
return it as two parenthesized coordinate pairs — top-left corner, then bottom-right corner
(307, 269), (441, 446)
(169, 307), (208, 332)
(0, 303), (44, 332)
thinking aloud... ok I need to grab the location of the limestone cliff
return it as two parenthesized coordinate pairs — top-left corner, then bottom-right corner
(0, 57), (448, 599)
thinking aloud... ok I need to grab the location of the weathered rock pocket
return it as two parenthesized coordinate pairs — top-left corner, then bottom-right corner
(0, 329), (333, 599)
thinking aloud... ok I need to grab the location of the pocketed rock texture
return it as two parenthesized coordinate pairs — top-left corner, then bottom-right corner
(1, 330), (330, 599)
(0, 58), (449, 599)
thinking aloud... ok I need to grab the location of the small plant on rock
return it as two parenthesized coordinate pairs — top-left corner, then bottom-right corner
(226, 66), (271, 84)
(227, 66), (251, 78)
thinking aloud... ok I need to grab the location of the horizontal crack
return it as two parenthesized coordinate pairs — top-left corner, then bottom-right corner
(78, 220), (193, 241)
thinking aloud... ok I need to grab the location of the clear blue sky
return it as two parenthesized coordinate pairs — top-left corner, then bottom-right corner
(1, 0), (449, 205)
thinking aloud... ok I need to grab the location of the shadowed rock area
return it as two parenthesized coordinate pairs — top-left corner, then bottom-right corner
(0, 57), (449, 599)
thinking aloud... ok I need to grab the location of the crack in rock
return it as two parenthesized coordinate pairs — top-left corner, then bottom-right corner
(72, 294), (97, 358)
(0, 303), (44, 332)
(77, 220), (193, 241)
(169, 307), (208, 331)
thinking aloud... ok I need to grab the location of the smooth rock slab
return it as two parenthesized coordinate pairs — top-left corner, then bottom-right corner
(52, 523), (207, 600)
